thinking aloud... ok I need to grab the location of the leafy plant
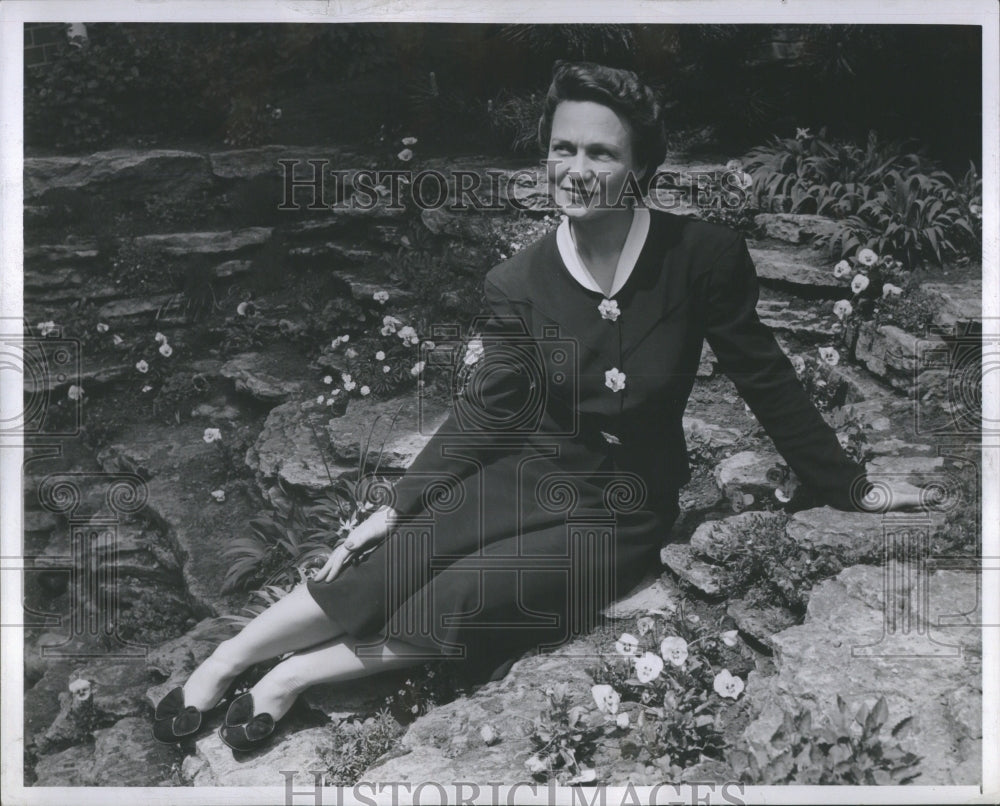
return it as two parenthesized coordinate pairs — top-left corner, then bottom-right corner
(323, 710), (405, 786)
(732, 696), (921, 784)
(588, 607), (749, 773)
(382, 663), (470, 725)
(527, 683), (605, 782)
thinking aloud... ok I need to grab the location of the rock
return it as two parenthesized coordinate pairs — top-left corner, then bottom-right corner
(24, 149), (212, 205)
(747, 243), (844, 297)
(134, 228), (273, 257)
(689, 511), (787, 563)
(866, 455), (947, 487)
(756, 298), (837, 341)
(834, 399), (892, 433)
(69, 658), (157, 721)
(744, 564), (981, 785)
(209, 145), (348, 181)
(602, 572), (682, 619)
(867, 437), (935, 457)
(90, 717), (182, 785)
(97, 294), (182, 322)
(215, 259), (253, 279)
(327, 394), (451, 471)
(682, 416), (742, 455)
(288, 241), (383, 265)
(697, 342), (717, 377)
(920, 279), (982, 334)
(32, 743), (97, 786)
(659, 543), (724, 595)
(96, 422), (261, 614)
(726, 598), (798, 648)
(23, 241), (99, 270)
(784, 507), (886, 565)
(753, 213), (839, 244)
(23, 508), (59, 535)
(363, 638), (601, 783)
(713, 449), (783, 499)
(330, 269), (413, 304)
(852, 322), (947, 390)
(25, 657), (80, 748)
(248, 400), (354, 492)
(186, 719), (336, 787)
(220, 348), (311, 404)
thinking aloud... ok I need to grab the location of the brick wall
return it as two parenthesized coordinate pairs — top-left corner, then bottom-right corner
(24, 23), (68, 67)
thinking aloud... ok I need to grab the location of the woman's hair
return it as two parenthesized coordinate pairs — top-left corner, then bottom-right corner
(537, 60), (667, 192)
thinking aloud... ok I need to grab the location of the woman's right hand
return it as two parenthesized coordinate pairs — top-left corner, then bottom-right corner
(311, 506), (397, 583)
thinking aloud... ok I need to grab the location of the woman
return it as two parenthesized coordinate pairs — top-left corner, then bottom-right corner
(153, 61), (923, 751)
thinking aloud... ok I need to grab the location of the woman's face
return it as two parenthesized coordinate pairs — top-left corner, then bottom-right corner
(546, 100), (643, 223)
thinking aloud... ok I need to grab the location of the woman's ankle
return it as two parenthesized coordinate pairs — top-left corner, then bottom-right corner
(204, 639), (247, 678)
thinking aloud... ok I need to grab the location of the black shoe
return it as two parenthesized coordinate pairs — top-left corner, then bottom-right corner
(218, 692), (276, 752)
(152, 682), (236, 744)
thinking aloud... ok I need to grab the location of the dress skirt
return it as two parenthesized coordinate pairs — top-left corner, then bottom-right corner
(306, 448), (679, 669)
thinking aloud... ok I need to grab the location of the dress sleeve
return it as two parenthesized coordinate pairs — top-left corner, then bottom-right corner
(703, 232), (872, 511)
(390, 278), (535, 517)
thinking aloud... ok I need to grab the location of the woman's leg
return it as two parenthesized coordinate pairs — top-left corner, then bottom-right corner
(182, 584), (344, 710)
(238, 634), (432, 721)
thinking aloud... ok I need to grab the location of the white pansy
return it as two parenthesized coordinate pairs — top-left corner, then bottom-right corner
(851, 274), (870, 295)
(713, 669), (745, 699)
(210, 489), (226, 502)
(158, 343), (173, 358)
(882, 283), (903, 298)
(202, 427), (222, 443)
(614, 633), (640, 657)
(818, 346), (840, 366)
(154, 332), (167, 344)
(634, 651), (664, 683)
(591, 684), (620, 714)
(135, 360), (149, 374)
(833, 299), (853, 320)
(832, 260), (852, 279)
(856, 247), (878, 267)
(659, 636), (689, 667)
(96, 322), (109, 333)
(67, 385), (84, 401)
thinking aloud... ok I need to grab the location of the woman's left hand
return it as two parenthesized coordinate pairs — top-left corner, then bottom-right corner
(859, 479), (935, 512)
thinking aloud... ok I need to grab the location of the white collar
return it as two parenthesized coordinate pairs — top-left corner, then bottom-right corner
(555, 207), (650, 298)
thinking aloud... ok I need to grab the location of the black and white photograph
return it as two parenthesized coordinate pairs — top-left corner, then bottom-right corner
(1, 1), (997, 804)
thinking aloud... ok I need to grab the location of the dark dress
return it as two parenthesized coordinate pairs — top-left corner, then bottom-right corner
(306, 210), (869, 666)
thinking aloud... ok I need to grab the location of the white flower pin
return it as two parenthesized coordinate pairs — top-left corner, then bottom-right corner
(598, 298), (620, 322)
(605, 368), (626, 393)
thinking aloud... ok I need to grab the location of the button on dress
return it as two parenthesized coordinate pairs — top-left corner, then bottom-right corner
(306, 209), (870, 666)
